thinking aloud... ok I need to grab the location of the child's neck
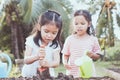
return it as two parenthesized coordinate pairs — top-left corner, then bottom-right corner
(75, 33), (89, 39)
(41, 42), (48, 46)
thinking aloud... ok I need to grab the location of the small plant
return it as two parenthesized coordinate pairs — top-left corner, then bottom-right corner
(9, 65), (21, 78)
(111, 50), (120, 66)
(105, 41), (120, 61)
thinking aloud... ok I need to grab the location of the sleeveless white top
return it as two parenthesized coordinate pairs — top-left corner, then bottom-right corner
(21, 35), (60, 77)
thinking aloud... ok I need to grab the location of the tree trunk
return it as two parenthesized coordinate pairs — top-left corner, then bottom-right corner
(11, 22), (20, 59)
(107, 8), (114, 47)
(18, 25), (25, 58)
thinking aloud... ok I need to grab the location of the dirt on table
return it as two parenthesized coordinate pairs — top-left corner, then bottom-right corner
(0, 73), (115, 80)
(108, 68), (120, 73)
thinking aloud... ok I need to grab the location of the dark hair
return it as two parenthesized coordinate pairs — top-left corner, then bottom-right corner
(74, 10), (95, 36)
(33, 10), (62, 48)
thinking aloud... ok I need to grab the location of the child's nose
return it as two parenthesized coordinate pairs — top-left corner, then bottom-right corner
(78, 25), (83, 28)
(47, 33), (52, 38)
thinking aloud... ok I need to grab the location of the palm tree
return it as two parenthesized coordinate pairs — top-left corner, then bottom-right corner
(0, 0), (72, 59)
(96, 0), (116, 47)
(4, 1), (24, 59)
(19, 0), (73, 39)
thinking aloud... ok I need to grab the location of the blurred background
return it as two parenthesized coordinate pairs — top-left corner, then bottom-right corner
(0, 0), (120, 79)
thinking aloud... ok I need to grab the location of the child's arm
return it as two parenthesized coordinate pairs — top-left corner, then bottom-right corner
(62, 54), (69, 65)
(87, 37), (102, 60)
(24, 46), (40, 64)
(24, 45), (46, 64)
(87, 51), (101, 60)
(62, 54), (71, 69)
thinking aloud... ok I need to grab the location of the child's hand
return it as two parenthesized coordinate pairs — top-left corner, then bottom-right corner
(39, 45), (46, 60)
(40, 60), (50, 67)
(38, 66), (48, 72)
(64, 63), (72, 70)
(86, 51), (93, 58)
(38, 60), (48, 72)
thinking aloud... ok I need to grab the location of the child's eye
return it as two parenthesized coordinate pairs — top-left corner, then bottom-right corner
(81, 23), (85, 25)
(44, 30), (49, 33)
(52, 32), (57, 35)
(75, 23), (78, 25)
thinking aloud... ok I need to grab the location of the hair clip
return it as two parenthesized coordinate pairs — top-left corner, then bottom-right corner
(52, 13), (55, 22)
(79, 10), (83, 14)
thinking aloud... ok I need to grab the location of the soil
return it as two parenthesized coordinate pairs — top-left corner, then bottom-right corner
(0, 73), (115, 80)
(108, 68), (120, 73)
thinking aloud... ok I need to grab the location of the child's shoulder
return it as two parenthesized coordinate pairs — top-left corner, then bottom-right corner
(25, 34), (36, 43)
(89, 35), (99, 41)
(26, 34), (35, 40)
(65, 35), (74, 41)
(25, 34), (36, 47)
(66, 34), (74, 39)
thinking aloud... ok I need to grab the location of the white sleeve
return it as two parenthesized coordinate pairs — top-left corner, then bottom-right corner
(25, 36), (34, 48)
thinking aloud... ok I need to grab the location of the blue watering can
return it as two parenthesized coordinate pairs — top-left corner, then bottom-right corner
(0, 53), (12, 78)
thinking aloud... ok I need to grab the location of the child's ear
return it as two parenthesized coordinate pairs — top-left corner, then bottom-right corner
(88, 22), (92, 27)
(87, 24), (90, 27)
(36, 23), (41, 31)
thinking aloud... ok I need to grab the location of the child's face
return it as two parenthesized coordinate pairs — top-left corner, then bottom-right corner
(73, 15), (90, 36)
(40, 24), (59, 45)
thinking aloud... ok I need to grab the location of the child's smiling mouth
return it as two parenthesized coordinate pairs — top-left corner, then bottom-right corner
(77, 29), (82, 32)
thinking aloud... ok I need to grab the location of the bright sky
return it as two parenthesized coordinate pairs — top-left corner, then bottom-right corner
(69, 0), (120, 40)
